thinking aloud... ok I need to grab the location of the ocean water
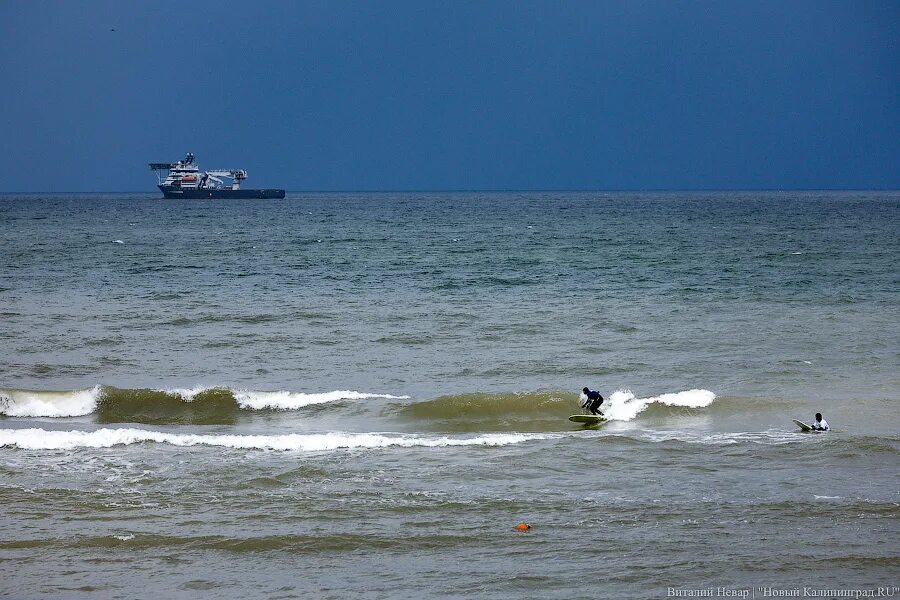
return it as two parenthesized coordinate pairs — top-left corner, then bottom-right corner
(1, 191), (897, 599)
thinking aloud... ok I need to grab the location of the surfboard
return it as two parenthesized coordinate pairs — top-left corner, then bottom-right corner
(569, 414), (606, 425)
(793, 419), (812, 432)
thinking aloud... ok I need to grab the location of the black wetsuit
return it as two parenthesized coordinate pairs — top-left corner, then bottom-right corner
(583, 390), (604, 415)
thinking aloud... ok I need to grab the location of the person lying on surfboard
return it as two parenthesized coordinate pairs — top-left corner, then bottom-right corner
(811, 413), (829, 431)
(580, 387), (604, 415)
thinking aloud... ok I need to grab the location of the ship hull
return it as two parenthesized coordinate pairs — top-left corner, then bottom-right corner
(159, 186), (285, 199)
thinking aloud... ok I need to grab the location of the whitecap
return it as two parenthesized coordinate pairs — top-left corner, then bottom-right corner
(233, 389), (408, 410)
(156, 385), (217, 401)
(0, 386), (102, 417)
(153, 387), (409, 409)
(602, 389), (716, 422)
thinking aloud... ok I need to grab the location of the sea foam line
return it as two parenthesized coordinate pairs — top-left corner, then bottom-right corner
(634, 429), (805, 446)
(0, 428), (553, 451)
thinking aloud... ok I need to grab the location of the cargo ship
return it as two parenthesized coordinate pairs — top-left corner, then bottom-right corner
(149, 153), (285, 199)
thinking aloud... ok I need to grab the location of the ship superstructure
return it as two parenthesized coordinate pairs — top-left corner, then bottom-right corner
(149, 153), (285, 199)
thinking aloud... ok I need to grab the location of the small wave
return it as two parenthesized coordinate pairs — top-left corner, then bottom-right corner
(102, 387), (238, 424)
(395, 389), (716, 431)
(6, 532), (480, 553)
(0, 428), (553, 451)
(0, 386), (408, 423)
(396, 391), (576, 432)
(603, 389), (716, 421)
(401, 391), (570, 420)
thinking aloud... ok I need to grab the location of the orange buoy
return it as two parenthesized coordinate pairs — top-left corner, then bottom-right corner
(513, 523), (531, 532)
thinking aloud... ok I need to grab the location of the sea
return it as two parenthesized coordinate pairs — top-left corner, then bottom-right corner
(1, 191), (898, 599)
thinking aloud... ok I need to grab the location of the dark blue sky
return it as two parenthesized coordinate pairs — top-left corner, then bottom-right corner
(1, 1), (898, 191)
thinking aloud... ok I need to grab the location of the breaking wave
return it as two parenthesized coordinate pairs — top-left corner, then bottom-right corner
(0, 386), (408, 424)
(398, 389), (716, 425)
(0, 386), (102, 418)
(1, 386), (716, 428)
(0, 428), (553, 452)
(602, 389), (716, 421)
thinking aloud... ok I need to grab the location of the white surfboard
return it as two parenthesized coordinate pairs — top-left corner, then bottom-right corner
(793, 419), (812, 431)
(793, 419), (817, 432)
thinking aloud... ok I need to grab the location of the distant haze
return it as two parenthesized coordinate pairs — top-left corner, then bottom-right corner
(1, 0), (898, 192)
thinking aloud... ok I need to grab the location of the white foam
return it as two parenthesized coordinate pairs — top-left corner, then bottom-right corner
(0, 386), (101, 417)
(233, 389), (409, 410)
(158, 386), (217, 401)
(636, 429), (800, 446)
(602, 388), (716, 421)
(0, 428), (549, 451)
(156, 387), (409, 409)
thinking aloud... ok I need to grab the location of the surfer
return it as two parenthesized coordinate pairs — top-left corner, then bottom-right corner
(811, 413), (829, 431)
(580, 387), (604, 415)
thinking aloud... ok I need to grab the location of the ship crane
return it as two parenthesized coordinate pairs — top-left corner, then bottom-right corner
(207, 169), (248, 190)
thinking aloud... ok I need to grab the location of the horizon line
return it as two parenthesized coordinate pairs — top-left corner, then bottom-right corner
(1, 187), (899, 195)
